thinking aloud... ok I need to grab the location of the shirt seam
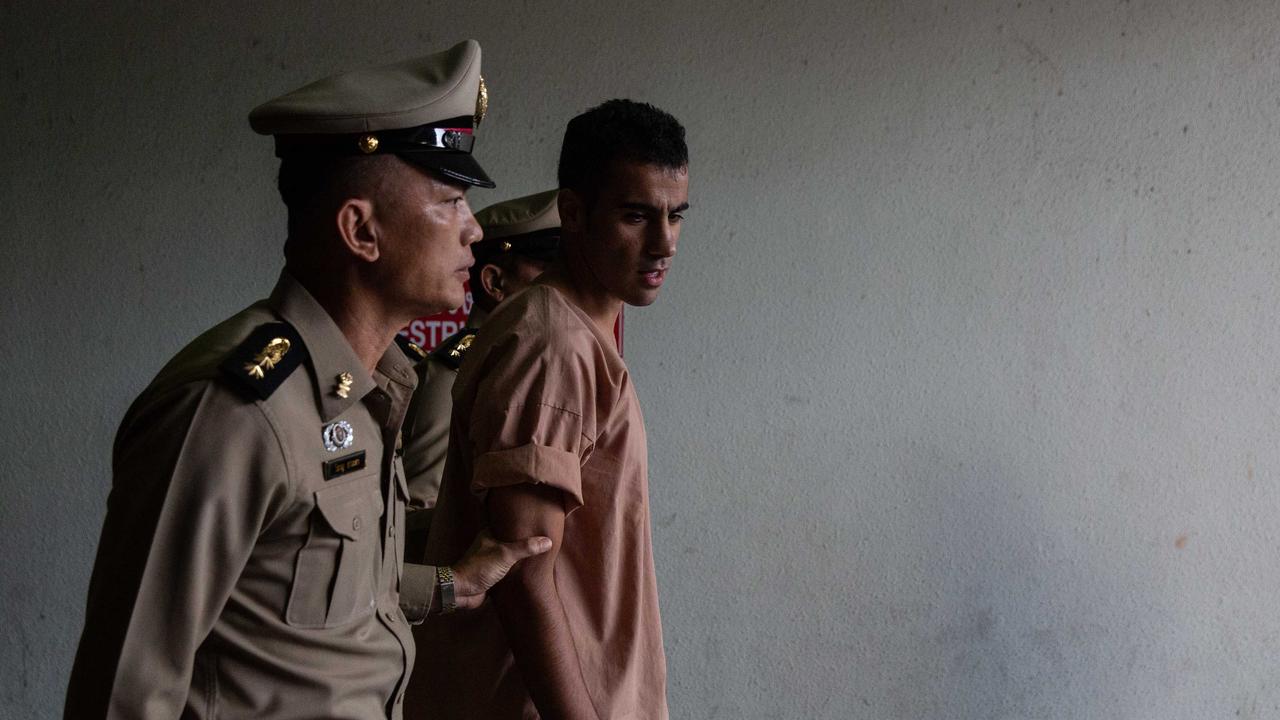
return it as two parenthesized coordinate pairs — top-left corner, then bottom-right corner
(482, 401), (599, 450)
(254, 398), (295, 519)
(499, 400), (583, 419)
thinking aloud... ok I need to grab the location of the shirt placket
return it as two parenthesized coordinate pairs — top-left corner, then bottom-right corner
(366, 374), (415, 715)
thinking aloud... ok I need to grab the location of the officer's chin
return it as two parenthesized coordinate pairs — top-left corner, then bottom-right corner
(443, 285), (468, 313)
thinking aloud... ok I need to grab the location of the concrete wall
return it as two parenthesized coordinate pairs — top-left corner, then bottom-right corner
(4, 1), (1279, 717)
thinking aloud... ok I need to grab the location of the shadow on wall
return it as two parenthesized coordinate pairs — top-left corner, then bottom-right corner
(883, 440), (1140, 719)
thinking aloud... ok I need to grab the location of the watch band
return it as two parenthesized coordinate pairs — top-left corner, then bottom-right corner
(436, 565), (457, 615)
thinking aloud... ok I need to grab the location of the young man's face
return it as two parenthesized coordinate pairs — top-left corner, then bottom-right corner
(580, 161), (689, 307)
(374, 159), (483, 317)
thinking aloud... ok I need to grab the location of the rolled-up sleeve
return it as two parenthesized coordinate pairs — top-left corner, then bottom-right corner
(465, 325), (601, 513)
(474, 438), (585, 512)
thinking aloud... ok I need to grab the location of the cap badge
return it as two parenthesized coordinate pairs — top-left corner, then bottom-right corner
(244, 337), (291, 380)
(357, 134), (380, 154)
(335, 372), (354, 399)
(501, 241), (512, 252)
(322, 420), (355, 452)
(474, 76), (488, 126)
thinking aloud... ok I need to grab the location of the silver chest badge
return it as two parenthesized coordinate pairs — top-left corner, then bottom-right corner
(322, 420), (355, 452)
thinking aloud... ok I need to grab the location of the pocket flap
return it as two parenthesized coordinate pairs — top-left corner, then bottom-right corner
(315, 484), (375, 541)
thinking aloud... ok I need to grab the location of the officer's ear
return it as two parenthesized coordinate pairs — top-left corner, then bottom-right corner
(558, 188), (587, 236)
(334, 198), (380, 262)
(479, 263), (505, 302)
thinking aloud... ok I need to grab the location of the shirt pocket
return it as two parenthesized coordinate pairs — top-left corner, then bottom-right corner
(286, 477), (382, 629)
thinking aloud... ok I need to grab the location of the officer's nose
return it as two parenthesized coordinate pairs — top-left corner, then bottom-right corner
(462, 207), (482, 247)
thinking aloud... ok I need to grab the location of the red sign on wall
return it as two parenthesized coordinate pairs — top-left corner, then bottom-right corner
(399, 287), (475, 350)
(398, 283), (623, 354)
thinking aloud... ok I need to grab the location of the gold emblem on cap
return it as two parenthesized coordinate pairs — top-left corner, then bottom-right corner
(475, 76), (488, 126)
(244, 337), (291, 380)
(335, 372), (354, 399)
(357, 134), (380, 154)
(501, 241), (512, 252)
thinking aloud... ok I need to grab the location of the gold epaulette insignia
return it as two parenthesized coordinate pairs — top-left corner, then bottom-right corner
(393, 333), (430, 365)
(221, 322), (307, 400)
(450, 333), (476, 359)
(244, 337), (291, 379)
(431, 327), (479, 370)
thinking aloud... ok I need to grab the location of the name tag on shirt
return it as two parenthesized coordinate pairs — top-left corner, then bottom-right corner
(323, 451), (367, 480)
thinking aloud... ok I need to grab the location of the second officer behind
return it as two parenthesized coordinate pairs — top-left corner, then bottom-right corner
(401, 189), (561, 522)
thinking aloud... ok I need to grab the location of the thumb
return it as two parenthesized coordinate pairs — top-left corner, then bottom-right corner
(505, 536), (553, 561)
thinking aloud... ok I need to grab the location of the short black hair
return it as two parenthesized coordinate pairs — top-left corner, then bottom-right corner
(276, 155), (390, 240)
(557, 99), (687, 196)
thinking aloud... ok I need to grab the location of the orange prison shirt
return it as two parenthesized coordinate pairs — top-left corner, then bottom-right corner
(408, 284), (668, 720)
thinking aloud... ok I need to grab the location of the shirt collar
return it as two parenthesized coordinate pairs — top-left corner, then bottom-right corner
(268, 271), (396, 422)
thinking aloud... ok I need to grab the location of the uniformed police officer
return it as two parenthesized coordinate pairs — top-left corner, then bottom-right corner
(400, 189), (561, 529)
(64, 40), (550, 720)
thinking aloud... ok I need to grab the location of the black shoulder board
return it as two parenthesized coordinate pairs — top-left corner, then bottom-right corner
(393, 333), (430, 365)
(429, 327), (479, 371)
(220, 322), (308, 400)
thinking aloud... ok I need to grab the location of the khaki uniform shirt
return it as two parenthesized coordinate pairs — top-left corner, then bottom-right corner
(410, 285), (668, 720)
(400, 316), (482, 562)
(400, 309), (487, 511)
(402, 354), (456, 508)
(66, 272), (438, 720)
(399, 338), (471, 507)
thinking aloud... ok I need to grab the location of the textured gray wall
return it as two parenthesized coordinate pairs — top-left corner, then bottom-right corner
(5, 1), (1280, 718)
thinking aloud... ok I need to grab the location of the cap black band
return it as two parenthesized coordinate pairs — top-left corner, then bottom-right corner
(273, 116), (477, 158)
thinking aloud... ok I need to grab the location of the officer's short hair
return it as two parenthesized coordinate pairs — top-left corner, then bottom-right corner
(557, 99), (687, 198)
(277, 155), (392, 238)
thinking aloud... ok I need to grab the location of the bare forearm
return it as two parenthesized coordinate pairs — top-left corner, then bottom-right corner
(493, 572), (599, 720)
(484, 482), (592, 717)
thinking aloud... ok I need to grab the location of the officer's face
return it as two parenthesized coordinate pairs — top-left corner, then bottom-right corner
(580, 161), (689, 307)
(375, 161), (482, 315)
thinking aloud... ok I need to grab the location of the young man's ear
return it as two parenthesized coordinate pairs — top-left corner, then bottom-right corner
(335, 198), (380, 262)
(479, 263), (505, 302)
(557, 188), (587, 235)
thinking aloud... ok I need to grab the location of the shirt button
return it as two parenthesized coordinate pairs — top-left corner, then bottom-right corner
(388, 525), (395, 538)
(352, 516), (362, 531)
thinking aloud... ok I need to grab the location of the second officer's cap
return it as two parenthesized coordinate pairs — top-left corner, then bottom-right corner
(248, 40), (494, 188)
(472, 189), (561, 263)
